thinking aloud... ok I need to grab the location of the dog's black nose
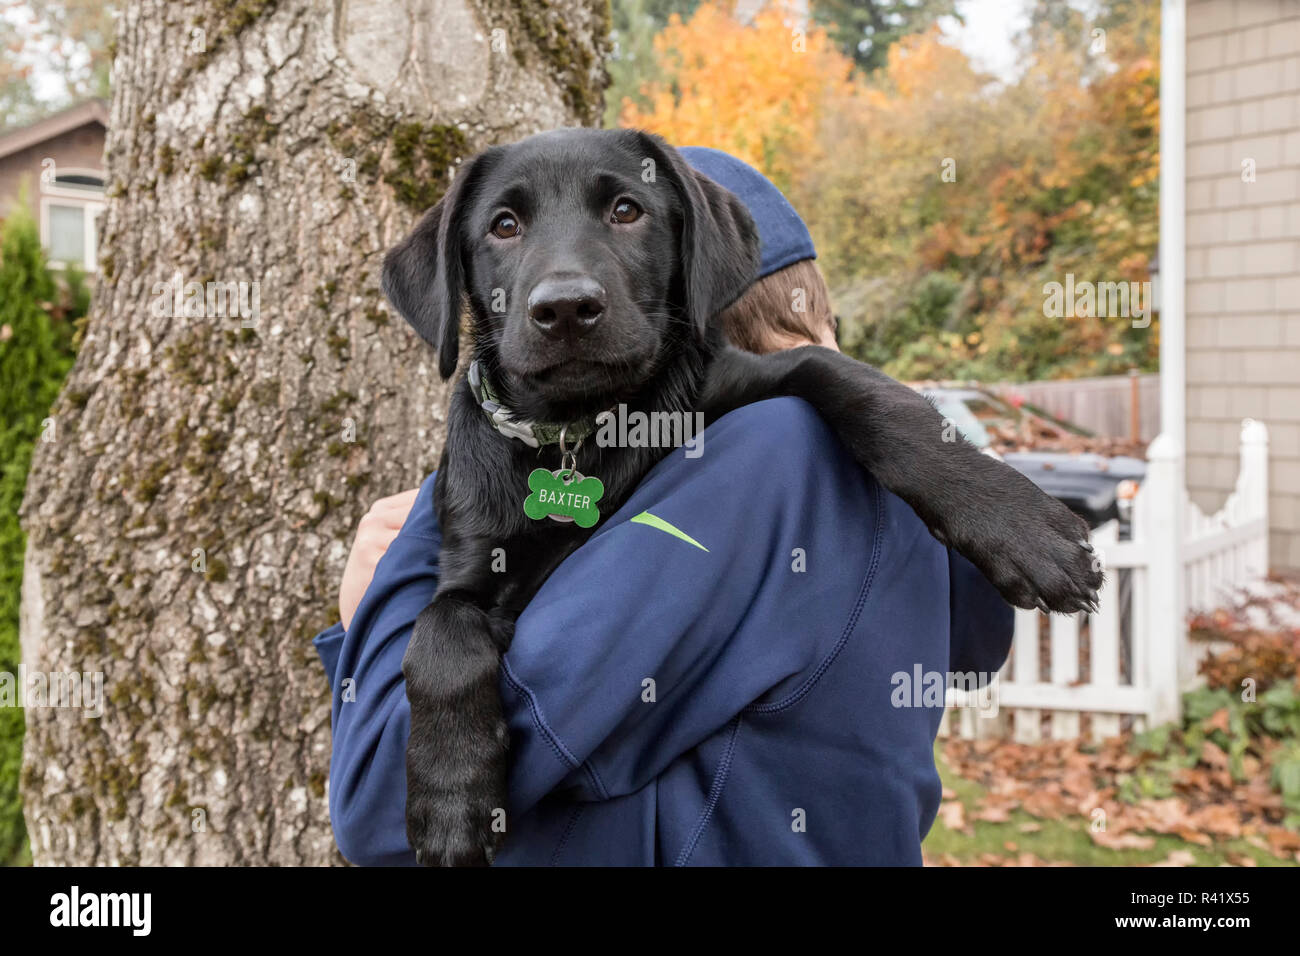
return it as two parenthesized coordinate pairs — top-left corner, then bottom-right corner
(527, 276), (605, 339)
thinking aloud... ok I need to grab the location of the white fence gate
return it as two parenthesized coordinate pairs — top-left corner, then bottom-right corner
(944, 419), (1269, 742)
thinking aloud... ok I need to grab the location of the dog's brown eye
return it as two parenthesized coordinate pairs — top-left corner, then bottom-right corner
(491, 213), (520, 239)
(611, 199), (642, 224)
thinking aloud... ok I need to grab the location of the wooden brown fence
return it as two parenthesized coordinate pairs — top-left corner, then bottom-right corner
(990, 372), (1161, 441)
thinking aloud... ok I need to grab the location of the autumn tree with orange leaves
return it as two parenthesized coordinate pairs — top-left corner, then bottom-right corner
(622, 1), (1159, 383)
(621, 2), (854, 196)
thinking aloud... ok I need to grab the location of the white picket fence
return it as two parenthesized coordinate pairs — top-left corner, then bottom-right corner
(943, 418), (1270, 743)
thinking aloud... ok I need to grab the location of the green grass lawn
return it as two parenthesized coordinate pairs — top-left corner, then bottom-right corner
(924, 744), (1299, 867)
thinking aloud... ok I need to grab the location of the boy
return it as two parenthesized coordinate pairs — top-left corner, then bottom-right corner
(314, 148), (1011, 865)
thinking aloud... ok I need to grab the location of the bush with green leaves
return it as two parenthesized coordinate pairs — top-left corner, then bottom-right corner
(0, 206), (83, 866)
(1126, 684), (1300, 829)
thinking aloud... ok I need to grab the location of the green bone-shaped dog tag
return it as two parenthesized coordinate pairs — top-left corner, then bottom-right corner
(523, 468), (604, 528)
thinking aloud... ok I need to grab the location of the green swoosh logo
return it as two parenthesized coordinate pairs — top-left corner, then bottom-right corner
(630, 511), (709, 553)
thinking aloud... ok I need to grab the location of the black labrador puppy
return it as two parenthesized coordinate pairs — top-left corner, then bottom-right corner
(381, 128), (1101, 866)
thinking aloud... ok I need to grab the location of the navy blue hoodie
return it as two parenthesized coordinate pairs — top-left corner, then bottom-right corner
(314, 398), (1012, 865)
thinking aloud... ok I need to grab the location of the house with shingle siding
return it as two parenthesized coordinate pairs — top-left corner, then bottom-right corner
(1181, 0), (1300, 570)
(0, 99), (107, 274)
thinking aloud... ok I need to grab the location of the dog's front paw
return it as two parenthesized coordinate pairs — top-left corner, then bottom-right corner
(953, 488), (1103, 615)
(405, 701), (509, 867)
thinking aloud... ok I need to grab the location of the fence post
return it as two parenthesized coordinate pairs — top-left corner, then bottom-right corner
(1089, 521), (1122, 740)
(1129, 368), (1141, 442)
(1142, 432), (1183, 728)
(1240, 418), (1270, 576)
(1012, 609), (1042, 743)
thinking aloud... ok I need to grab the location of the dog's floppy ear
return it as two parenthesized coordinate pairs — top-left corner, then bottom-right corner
(634, 131), (760, 332)
(381, 152), (492, 379)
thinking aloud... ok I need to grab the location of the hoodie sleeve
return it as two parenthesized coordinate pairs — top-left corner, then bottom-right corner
(501, 398), (864, 817)
(947, 549), (1014, 677)
(324, 471), (442, 867)
(313, 623), (345, 690)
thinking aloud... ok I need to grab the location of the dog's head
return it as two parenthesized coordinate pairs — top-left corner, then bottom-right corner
(381, 129), (759, 417)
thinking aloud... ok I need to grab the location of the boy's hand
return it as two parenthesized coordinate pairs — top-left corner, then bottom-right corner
(339, 489), (419, 630)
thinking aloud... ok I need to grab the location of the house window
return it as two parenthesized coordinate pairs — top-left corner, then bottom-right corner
(39, 170), (105, 273)
(47, 203), (88, 262)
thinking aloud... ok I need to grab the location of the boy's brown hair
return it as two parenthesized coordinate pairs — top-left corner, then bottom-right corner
(717, 258), (837, 353)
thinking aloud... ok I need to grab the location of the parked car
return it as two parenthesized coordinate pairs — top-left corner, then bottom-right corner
(917, 385), (1147, 532)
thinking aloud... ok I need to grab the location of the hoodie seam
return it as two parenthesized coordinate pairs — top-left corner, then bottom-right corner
(501, 655), (610, 800)
(674, 716), (743, 867)
(745, 478), (884, 715)
(550, 804), (586, 866)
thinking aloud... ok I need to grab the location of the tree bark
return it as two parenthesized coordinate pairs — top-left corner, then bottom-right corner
(19, 0), (608, 866)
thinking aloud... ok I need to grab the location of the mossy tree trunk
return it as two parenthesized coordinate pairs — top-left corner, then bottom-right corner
(19, 0), (608, 866)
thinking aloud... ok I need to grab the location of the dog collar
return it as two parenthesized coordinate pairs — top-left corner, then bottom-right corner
(467, 361), (602, 449)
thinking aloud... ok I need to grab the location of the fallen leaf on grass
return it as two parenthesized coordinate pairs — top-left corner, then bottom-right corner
(1149, 850), (1197, 867)
(1203, 708), (1231, 734)
(1170, 825), (1213, 846)
(974, 804), (1014, 823)
(1200, 740), (1229, 768)
(938, 800), (967, 833)
(1266, 828), (1300, 854)
(1089, 829), (1156, 850)
(1189, 803), (1244, 838)
(942, 719), (1300, 864)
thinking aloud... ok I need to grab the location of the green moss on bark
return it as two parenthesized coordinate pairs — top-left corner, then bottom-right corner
(513, 0), (611, 123)
(387, 122), (468, 211)
(327, 110), (472, 213)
